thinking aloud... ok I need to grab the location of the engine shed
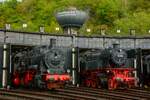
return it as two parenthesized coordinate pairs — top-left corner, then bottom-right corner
(0, 30), (150, 88)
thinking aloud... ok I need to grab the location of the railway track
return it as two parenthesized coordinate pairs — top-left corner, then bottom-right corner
(64, 86), (142, 100)
(0, 88), (105, 100)
(0, 89), (62, 100)
(117, 88), (150, 99)
(128, 88), (150, 93)
(65, 86), (150, 100)
(0, 87), (149, 100)
(56, 88), (129, 100)
(0, 88), (78, 100)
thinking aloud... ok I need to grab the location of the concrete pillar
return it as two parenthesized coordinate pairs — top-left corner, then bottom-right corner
(9, 45), (12, 74)
(134, 58), (138, 86)
(2, 44), (7, 88)
(139, 49), (143, 74)
(76, 47), (80, 87)
(64, 27), (71, 35)
(134, 59), (137, 78)
(72, 47), (76, 85)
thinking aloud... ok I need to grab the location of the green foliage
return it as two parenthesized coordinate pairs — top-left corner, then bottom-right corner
(96, 0), (122, 25)
(113, 12), (150, 36)
(0, 0), (150, 36)
(129, 0), (150, 12)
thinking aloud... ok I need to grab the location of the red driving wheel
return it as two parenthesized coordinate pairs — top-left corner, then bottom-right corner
(91, 80), (97, 88)
(86, 80), (91, 87)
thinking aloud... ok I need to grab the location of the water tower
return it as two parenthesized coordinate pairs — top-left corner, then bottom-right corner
(56, 7), (88, 86)
(55, 7), (88, 35)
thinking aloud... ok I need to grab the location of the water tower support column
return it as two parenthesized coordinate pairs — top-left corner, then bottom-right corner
(72, 35), (77, 85)
(55, 7), (88, 86)
(72, 47), (76, 85)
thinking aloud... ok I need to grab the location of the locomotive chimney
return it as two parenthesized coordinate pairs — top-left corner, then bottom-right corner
(49, 38), (56, 48)
(112, 42), (120, 49)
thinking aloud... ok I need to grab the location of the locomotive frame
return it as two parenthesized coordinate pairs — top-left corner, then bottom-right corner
(80, 68), (136, 90)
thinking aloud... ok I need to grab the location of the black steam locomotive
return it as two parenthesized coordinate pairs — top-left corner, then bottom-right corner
(79, 44), (137, 89)
(12, 45), (71, 89)
(11, 43), (148, 90)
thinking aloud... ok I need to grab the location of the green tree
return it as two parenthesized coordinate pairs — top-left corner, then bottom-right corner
(129, 0), (150, 12)
(113, 12), (150, 36)
(0, 0), (150, 36)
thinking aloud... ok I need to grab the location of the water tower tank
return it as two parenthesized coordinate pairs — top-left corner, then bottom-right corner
(55, 7), (88, 35)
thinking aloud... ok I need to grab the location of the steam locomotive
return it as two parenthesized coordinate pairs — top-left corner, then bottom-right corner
(79, 44), (137, 90)
(11, 43), (147, 90)
(12, 45), (71, 89)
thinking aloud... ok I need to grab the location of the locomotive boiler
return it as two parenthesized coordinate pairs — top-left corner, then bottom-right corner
(80, 44), (137, 90)
(12, 45), (71, 89)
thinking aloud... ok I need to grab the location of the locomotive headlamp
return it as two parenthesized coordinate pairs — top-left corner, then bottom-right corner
(67, 69), (71, 73)
(119, 49), (122, 52)
(107, 70), (110, 73)
(47, 69), (50, 73)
